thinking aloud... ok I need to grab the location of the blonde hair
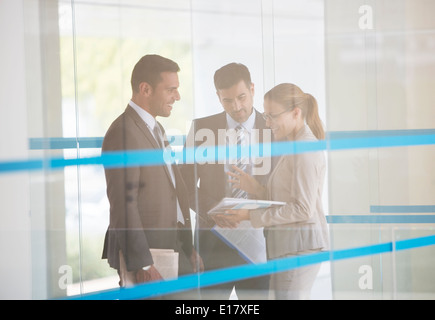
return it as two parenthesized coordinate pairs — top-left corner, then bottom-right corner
(264, 83), (325, 140)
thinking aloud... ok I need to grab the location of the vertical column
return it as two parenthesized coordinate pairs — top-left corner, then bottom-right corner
(24, 0), (67, 298)
(261, 0), (276, 92)
(37, 0), (67, 298)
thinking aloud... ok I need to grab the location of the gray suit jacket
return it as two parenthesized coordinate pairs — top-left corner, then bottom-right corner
(101, 105), (192, 271)
(250, 125), (329, 259)
(180, 110), (275, 229)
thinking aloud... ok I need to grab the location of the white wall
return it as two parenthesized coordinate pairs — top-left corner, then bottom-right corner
(0, 0), (32, 299)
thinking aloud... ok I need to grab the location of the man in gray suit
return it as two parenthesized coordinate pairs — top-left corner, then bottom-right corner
(181, 63), (274, 299)
(101, 54), (203, 292)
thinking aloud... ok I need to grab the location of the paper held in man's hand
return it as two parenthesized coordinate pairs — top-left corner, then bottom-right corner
(149, 249), (179, 279)
(207, 197), (286, 215)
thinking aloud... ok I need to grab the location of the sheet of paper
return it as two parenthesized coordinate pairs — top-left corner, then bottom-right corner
(149, 248), (179, 279)
(212, 221), (267, 264)
(208, 198), (286, 263)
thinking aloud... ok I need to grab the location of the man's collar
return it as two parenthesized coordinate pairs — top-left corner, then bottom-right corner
(129, 99), (156, 129)
(225, 108), (256, 132)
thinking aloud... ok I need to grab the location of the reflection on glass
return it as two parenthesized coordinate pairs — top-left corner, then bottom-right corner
(0, 0), (433, 300)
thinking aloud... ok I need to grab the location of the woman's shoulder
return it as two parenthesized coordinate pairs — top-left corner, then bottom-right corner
(296, 124), (318, 142)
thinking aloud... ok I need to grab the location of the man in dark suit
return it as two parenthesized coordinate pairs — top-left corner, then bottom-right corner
(101, 54), (203, 294)
(181, 63), (274, 299)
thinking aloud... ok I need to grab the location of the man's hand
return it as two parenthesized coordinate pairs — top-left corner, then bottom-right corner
(190, 248), (204, 273)
(135, 265), (164, 283)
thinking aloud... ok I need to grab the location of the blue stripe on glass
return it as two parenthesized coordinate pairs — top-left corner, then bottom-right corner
(370, 205), (435, 213)
(28, 129), (435, 150)
(2, 131), (432, 174)
(65, 233), (435, 300)
(326, 215), (435, 224)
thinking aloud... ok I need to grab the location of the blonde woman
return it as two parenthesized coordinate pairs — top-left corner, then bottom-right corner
(220, 83), (329, 299)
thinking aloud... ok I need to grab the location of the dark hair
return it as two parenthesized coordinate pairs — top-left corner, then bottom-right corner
(213, 62), (252, 90)
(264, 83), (325, 140)
(131, 54), (180, 93)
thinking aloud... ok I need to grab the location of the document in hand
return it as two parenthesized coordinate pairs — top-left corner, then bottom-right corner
(208, 198), (286, 264)
(207, 197), (286, 215)
(212, 222), (267, 264)
(149, 248), (179, 279)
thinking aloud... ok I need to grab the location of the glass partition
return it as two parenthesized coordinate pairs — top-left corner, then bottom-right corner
(0, 0), (434, 301)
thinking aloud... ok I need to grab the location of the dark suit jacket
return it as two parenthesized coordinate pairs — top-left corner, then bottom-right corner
(180, 110), (274, 230)
(101, 105), (192, 272)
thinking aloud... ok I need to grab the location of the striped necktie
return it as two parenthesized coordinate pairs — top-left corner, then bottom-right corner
(231, 125), (249, 199)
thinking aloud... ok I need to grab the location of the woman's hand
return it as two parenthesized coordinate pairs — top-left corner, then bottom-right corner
(227, 165), (266, 199)
(213, 209), (250, 229)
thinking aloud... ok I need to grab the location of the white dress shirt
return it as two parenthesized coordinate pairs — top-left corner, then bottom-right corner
(129, 100), (185, 225)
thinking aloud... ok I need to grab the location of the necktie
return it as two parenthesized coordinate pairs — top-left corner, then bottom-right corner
(231, 125), (249, 199)
(153, 124), (164, 148)
(152, 123), (185, 225)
